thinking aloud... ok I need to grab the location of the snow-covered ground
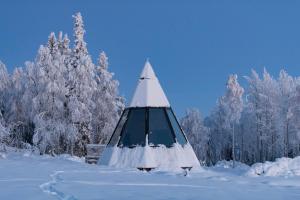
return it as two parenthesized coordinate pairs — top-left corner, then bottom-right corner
(1, 151), (300, 200)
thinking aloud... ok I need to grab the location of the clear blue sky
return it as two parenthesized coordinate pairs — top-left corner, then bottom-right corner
(1, 0), (300, 117)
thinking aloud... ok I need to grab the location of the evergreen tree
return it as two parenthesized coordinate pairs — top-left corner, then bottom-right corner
(66, 12), (97, 156)
(92, 51), (124, 144)
(32, 33), (74, 155)
(6, 67), (28, 147)
(0, 13), (126, 156)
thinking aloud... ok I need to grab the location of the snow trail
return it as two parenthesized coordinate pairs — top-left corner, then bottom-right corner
(40, 171), (78, 200)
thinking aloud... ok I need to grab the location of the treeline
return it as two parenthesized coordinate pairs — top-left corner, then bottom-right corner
(0, 13), (124, 156)
(1, 12), (300, 165)
(182, 70), (300, 165)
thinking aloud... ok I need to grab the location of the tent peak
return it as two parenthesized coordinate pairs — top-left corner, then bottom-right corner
(130, 61), (170, 108)
(140, 60), (156, 80)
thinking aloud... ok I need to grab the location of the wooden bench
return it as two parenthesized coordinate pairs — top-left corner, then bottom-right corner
(85, 144), (106, 164)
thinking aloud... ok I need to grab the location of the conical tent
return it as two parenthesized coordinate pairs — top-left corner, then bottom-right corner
(99, 61), (200, 170)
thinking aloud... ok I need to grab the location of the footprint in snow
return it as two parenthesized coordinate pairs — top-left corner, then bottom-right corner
(40, 170), (78, 200)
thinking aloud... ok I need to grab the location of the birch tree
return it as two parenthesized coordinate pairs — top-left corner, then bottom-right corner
(181, 108), (210, 165)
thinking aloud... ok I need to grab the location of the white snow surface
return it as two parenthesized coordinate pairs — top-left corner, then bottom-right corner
(1, 150), (300, 200)
(246, 156), (300, 177)
(99, 143), (200, 171)
(130, 61), (170, 107)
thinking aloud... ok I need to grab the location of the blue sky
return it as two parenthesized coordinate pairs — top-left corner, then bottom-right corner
(1, 0), (300, 117)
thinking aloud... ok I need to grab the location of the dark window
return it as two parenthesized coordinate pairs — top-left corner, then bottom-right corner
(166, 109), (187, 145)
(119, 109), (146, 147)
(107, 109), (129, 146)
(148, 108), (175, 147)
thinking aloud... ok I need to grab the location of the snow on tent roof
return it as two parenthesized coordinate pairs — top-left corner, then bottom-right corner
(130, 61), (170, 108)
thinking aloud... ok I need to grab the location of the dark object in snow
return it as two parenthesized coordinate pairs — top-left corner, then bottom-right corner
(85, 144), (106, 164)
(137, 167), (155, 172)
(181, 166), (192, 176)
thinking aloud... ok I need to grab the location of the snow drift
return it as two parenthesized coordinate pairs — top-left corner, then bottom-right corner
(247, 156), (300, 177)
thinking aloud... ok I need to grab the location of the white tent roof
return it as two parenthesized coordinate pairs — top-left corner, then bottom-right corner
(130, 61), (170, 108)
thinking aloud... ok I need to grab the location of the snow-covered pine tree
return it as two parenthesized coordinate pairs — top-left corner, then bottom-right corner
(57, 31), (64, 53)
(32, 33), (75, 155)
(0, 121), (9, 152)
(91, 51), (124, 144)
(6, 67), (28, 147)
(0, 13), (127, 155)
(58, 32), (72, 58)
(181, 108), (210, 165)
(66, 12), (97, 156)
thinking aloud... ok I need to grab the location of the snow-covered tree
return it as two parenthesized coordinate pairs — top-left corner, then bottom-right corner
(181, 108), (210, 165)
(244, 69), (279, 162)
(206, 99), (231, 163)
(0, 61), (10, 122)
(287, 78), (300, 157)
(6, 67), (28, 147)
(277, 70), (297, 158)
(32, 33), (75, 155)
(0, 12), (126, 156)
(219, 74), (244, 167)
(0, 122), (9, 151)
(207, 74), (244, 165)
(0, 61), (10, 149)
(65, 12), (97, 156)
(57, 32), (71, 57)
(91, 51), (124, 144)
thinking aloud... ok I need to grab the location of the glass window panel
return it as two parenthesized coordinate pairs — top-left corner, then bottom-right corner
(119, 109), (146, 147)
(166, 109), (187, 145)
(107, 109), (129, 146)
(148, 108), (175, 147)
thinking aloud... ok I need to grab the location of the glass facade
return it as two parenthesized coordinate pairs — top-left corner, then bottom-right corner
(118, 108), (146, 147)
(148, 108), (175, 147)
(166, 108), (187, 145)
(108, 107), (187, 148)
(107, 109), (129, 146)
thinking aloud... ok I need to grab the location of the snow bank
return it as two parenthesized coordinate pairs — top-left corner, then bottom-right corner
(99, 143), (200, 171)
(210, 160), (250, 175)
(0, 152), (6, 159)
(247, 156), (300, 177)
(56, 154), (85, 163)
(214, 160), (250, 170)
